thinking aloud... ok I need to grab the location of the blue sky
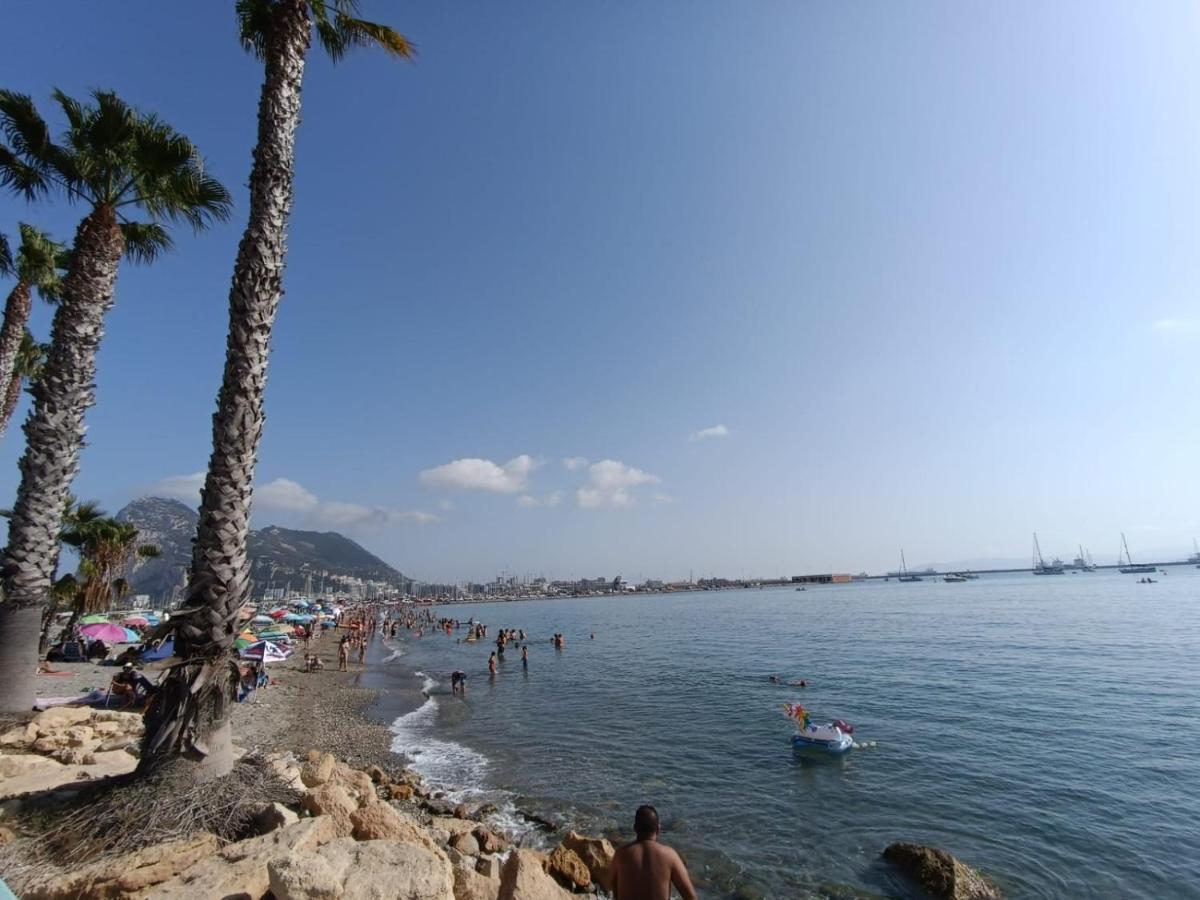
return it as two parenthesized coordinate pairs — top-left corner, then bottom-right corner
(2, 1), (1199, 581)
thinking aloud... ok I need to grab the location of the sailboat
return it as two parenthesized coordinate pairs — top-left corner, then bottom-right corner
(1072, 545), (1096, 572)
(1032, 533), (1065, 574)
(1118, 533), (1156, 575)
(1188, 538), (1200, 567)
(897, 550), (922, 582)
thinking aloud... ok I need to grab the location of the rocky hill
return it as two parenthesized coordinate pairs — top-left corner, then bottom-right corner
(116, 497), (408, 601)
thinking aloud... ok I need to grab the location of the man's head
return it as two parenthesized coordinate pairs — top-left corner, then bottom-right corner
(123, 662), (133, 670)
(633, 804), (659, 840)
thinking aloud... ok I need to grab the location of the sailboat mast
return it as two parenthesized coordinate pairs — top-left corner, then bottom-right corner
(1122, 532), (1132, 565)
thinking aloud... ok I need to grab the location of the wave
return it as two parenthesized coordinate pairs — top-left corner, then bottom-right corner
(380, 639), (403, 663)
(389, 695), (490, 800)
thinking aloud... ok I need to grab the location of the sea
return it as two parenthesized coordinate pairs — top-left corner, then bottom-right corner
(360, 570), (1200, 899)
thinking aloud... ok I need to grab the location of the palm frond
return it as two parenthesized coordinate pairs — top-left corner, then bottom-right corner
(0, 90), (54, 165)
(334, 14), (415, 60)
(119, 221), (174, 265)
(15, 330), (48, 380)
(0, 232), (11, 278)
(15, 223), (67, 299)
(236, 0), (274, 59)
(0, 144), (50, 200)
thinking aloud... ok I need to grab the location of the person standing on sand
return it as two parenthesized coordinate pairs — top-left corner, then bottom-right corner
(338, 637), (350, 672)
(611, 805), (697, 900)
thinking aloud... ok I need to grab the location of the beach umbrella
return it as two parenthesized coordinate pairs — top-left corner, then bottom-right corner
(122, 615), (150, 626)
(79, 623), (131, 642)
(234, 637), (253, 650)
(251, 615), (273, 625)
(282, 614), (304, 623)
(269, 609), (288, 619)
(121, 626), (142, 642)
(238, 630), (257, 642)
(79, 614), (109, 625)
(240, 640), (289, 663)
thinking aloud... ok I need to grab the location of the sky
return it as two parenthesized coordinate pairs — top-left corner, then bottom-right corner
(2, 1), (1199, 582)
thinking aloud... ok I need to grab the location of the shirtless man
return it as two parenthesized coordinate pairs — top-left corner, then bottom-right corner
(611, 805), (697, 900)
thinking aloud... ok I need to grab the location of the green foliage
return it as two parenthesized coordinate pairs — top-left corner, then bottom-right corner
(0, 88), (232, 239)
(15, 330), (48, 383)
(0, 231), (12, 277)
(8, 223), (68, 300)
(236, 0), (415, 63)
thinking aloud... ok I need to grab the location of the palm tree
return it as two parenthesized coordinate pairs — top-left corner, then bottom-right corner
(0, 90), (231, 714)
(0, 330), (47, 437)
(142, 1), (412, 779)
(0, 224), (66, 438)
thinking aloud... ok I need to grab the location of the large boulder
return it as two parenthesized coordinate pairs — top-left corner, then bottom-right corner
(300, 751), (337, 788)
(350, 801), (443, 856)
(561, 831), (615, 892)
(301, 782), (358, 835)
(450, 830), (481, 857)
(332, 765), (376, 806)
(454, 865), (501, 900)
(32, 706), (93, 728)
(547, 845), (591, 890)
(268, 837), (454, 900)
(430, 816), (478, 836)
(472, 826), (508, 855)
(882, 843), (1002, 900)
(25, 833), (219, 899)
(497, 849), (572, 900)
(146, 815), (338, 899)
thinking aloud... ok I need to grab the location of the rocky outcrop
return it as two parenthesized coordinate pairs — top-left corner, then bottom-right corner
(454, 864), (501, 900)
(24, 834), (219, 900)
(268, 837), (453, 900)
(547, 845), (591, 890)
(146, 816), (339, 899)
(561, 830), (616, 892)
(0, 708), (143, 798)
(497, 849), (573, 900)
(883, 843), (1002, 900)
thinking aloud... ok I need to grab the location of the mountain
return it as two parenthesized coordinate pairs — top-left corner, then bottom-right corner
(115, 497), (408, 601)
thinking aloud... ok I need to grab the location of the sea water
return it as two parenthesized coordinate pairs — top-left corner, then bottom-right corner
(362, 571), (1200, 898)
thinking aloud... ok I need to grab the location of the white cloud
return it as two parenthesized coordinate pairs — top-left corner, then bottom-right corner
(517, 490), (564, 509)
(1151, 317), (1200, 336)
(419, 455), (539, 493)
(149, 471), (205, 502)
(653, 493), (674, 504)
(148, 473), (436, 531)
(563, 457), (588, 471)
(576, 460), (661, 509)
(256, 477), (319, 512)
(690, 424), (730, 441)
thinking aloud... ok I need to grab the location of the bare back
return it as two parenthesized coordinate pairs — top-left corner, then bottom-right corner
(611, 838), (698, 900)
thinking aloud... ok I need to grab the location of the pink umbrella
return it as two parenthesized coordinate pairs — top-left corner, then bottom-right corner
(122, 616), (150, 626)
(79, 622), (132, 642)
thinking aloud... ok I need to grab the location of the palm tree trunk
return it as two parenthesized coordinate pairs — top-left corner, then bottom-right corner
(0, 205), (124, 714)
(0, 281), (31, 439)
(141, 0), (311, 778)
(0, 368), (23, 438)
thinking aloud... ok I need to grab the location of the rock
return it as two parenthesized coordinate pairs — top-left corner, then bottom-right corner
(25, 833), (219, 899)
(562, 831), (616, 892)
(0, 753), (63, 779)
(450, 830), (481, 856)
(0, 825), (15, 845)
(0, 725), (30, 747)
(300, 751), (337, 788)
(366, 763), (387, 783)
(474, 803), (499, 819)
(53, 748), (95, 765)
(301, 783), (358, 835)
(431, 816), (478, 836)
(389, 782), (416, 801)
(266, 751), (305, 790)
(268, 837), (454, 900)
(33, 735), (70, 753)
(63, 725), (95, 746)
(350, 801), (443, 855)
(473, 826), (509, 855)
(547, 845), (591, 890)
(882, 843), (1002, 900)
(445, 845), (475, 868)
(97, 736), (136, 752)
(252, 801), (300, 835)
(146, 815), (338, 899)
(91, 710), (144, 729)
(454, 803), (471, 819)
(476, 856), (502, 879)
(498, 849), (573, 900)
(455, 864), (501, 900)
(332, 765), (376, 806)
(32, 706), (93, 728)
(92, 720), (121, 735)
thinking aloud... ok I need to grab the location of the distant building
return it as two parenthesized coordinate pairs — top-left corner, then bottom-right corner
(791, 574), (852, 584)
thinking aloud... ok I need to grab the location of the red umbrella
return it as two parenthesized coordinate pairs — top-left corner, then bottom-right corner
(268, 609), (288, 619)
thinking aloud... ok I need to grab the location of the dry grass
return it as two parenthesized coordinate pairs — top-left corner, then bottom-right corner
(0, 754), (299, 892)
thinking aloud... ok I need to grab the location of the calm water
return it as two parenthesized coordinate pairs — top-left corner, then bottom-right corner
(364, 572), (1200, 899)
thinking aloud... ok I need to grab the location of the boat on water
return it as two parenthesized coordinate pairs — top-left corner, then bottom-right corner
(785, 703), (854, 753)
(1118, 533), (1156, 575)
(943, 573), (968, 583)
(1188, 538), (1200, 567)
(792, 723), (854, 753)
(1072, 545), (1097, 572)
(897, 549), (922, 582)
(1032, 533), (1065, 574)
